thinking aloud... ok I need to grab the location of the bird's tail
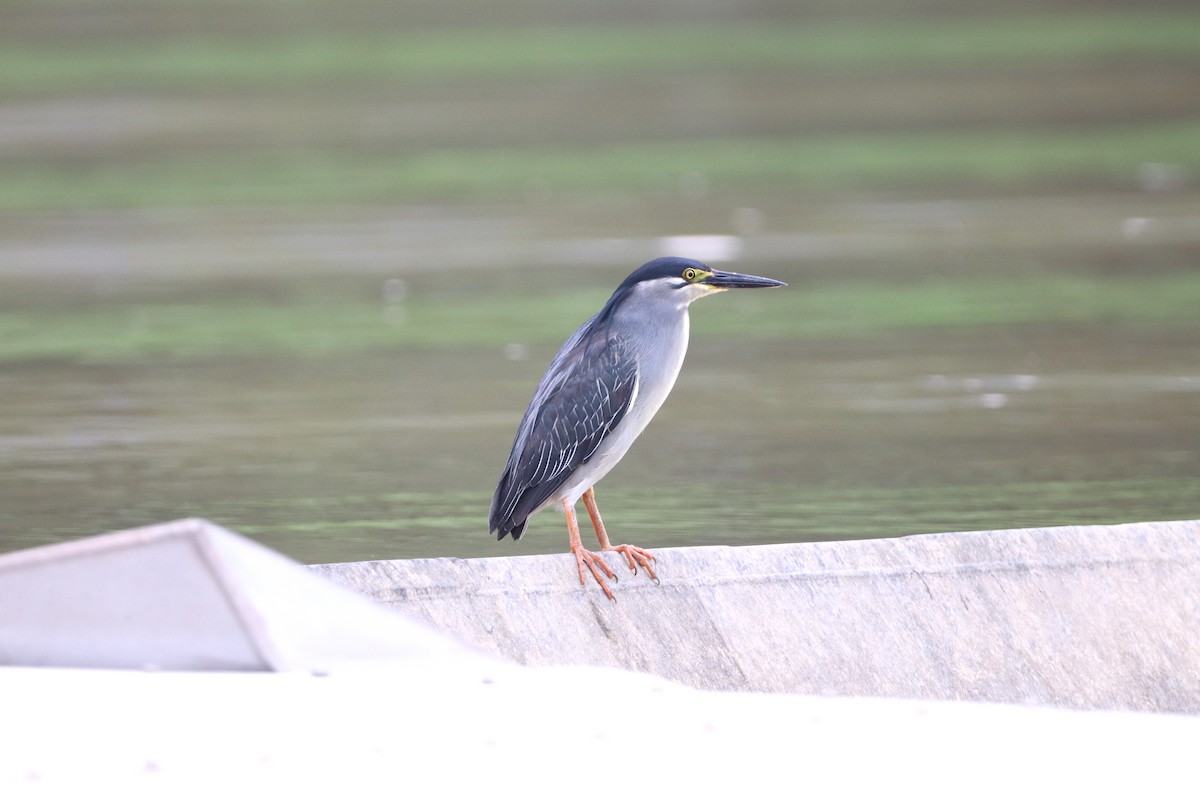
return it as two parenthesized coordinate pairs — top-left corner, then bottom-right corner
(490, 518), (526, 541)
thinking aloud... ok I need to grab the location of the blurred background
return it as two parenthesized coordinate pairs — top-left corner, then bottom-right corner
(1, 0), (1197, 563)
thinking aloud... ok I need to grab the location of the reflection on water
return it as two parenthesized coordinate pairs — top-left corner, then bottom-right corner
(2, 318), (1197, 564)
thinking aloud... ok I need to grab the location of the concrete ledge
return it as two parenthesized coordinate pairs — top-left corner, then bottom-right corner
(313, 520), (1200, 713)
(0, 519), (464, 671)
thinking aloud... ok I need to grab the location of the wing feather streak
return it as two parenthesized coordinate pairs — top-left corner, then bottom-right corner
(489, 326), (638, 539)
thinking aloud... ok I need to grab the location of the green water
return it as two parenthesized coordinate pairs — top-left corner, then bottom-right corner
(3, 264), (1197, 563)
(2, 0), (1198, 562)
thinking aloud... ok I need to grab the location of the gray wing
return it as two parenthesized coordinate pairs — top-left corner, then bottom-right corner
(489, 321), (637, 540)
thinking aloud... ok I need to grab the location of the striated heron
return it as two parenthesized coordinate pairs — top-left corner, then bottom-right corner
(489, 256), (786, 599)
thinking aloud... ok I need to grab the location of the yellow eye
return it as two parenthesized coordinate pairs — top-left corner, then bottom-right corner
(682, 268), (698, 282)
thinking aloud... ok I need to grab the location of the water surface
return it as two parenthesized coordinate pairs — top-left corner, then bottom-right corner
(3, 256), (1196, 563)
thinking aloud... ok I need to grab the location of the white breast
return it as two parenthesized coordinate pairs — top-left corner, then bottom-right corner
(551, 300), (691, 507)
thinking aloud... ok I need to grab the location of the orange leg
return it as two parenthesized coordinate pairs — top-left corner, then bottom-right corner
(582, 487), (658, 584)
(563, 497), (617, 601)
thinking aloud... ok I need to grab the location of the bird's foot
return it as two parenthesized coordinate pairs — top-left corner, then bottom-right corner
(572, 544), (618, 601)
(604, 543), (658, 584)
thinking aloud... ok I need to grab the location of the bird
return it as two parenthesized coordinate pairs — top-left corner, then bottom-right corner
(488, 256), (787, 599)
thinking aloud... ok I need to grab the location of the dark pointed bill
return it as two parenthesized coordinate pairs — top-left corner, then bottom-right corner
(701, 269), (787, 289)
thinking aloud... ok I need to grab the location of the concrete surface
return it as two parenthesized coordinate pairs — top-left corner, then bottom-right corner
(5, 660), (1200, 798)
(3, 518), (1199, 796)
(313, 519), (1200, 713)
(0, 518), (463, 671)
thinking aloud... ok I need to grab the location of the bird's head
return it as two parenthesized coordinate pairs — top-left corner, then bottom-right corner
(613, 257), (787, 308)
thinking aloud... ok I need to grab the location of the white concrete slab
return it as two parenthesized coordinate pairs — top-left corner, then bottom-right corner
(2, 518), (1198, 796)
(314, 520), (1200, 712)
(0, 518), (465, 671)
(3, 661), (1198, 798)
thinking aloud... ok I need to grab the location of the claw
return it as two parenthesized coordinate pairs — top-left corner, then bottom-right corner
(573, 545), (617, 601)
(608, 543), (658, 583)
